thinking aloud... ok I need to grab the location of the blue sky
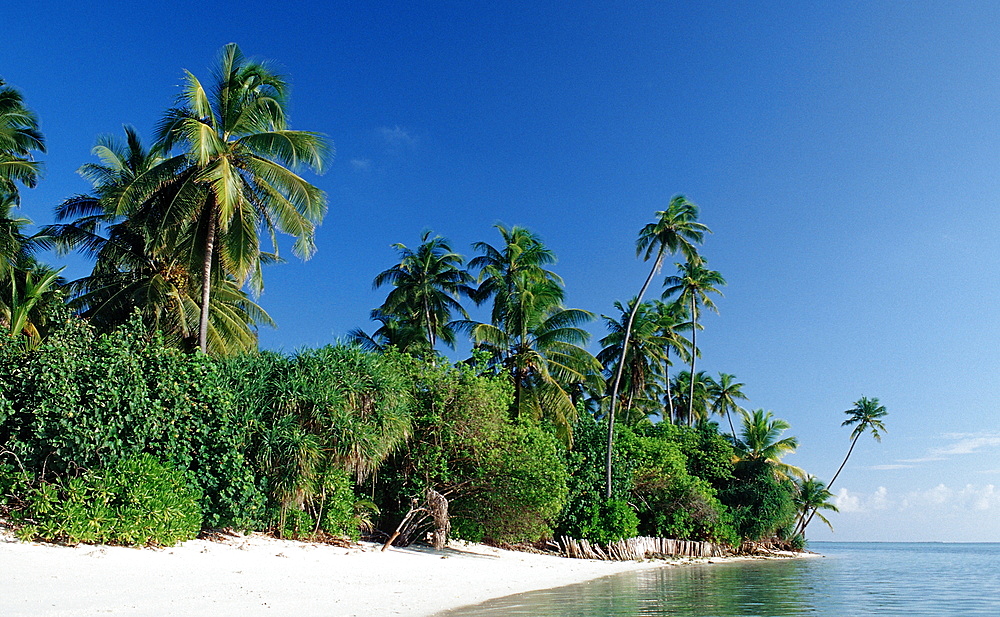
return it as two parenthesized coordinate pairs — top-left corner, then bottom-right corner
(6, 1), (1000, 541)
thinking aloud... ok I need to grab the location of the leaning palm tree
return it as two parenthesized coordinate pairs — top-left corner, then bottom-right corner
(799, 397), (887, 534)
(793, 475), (839, 534)
(663, 258), (725, 423)
(156, 43), (331, 353)
(372, 230), (475, 354)
(734, 408), (805, 480)
(604, 197), (708, 498)
(0, 79), (45, 204)
(708, 373), (748, 443)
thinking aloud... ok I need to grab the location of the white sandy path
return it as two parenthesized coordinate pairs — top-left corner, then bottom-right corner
(0, 530), (672, 617)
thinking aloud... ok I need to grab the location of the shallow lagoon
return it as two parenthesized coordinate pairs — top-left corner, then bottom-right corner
(436, 543), (1000, 616)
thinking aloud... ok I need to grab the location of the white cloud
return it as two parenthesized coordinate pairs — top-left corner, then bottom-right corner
(832, 484), (999, 515)
(350, 158), (372, 171)
(890, 432), (1000, 467)
(835, 488), (863, 513)
(379, 125), (417, 148)
(871, 464), (913, 470)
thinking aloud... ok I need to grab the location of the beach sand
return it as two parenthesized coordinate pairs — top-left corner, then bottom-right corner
(0, 528), (703, 617)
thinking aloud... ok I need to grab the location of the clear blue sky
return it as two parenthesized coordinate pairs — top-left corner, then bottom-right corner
(6, 1), (1000, 541)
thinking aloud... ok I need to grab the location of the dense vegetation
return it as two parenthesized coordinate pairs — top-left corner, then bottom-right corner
(0, 46), (884, 549)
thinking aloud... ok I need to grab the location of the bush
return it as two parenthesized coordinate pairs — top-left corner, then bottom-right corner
(0, 316), (265, 529)
(375, 357), (568, 544)
(9, 454), (201, 546)
(718, 458), (797, 541)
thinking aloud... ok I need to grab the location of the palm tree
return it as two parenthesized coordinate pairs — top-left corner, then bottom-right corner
(597, 299), (669, 425)
(467, 224), (602, 442)
(663, 259), (725, 423)
(44, 127), (273, 354)
(670, 370), (712, 426)
(155, 43), (331, 353)
(800, 397), (887, 534)
(793, 476), (838, 534)
(348, 308), (432, 356)
(371, 231), (475, 354)
(0, 79), (45, 204)
(604, 197), (707, 498)
(651, 299), (693, 424)
(708, 373), (748, 442)
(734, 408), (805, 480)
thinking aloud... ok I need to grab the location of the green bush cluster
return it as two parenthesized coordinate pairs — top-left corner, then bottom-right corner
(7, 453), (201, 546)
(0, 315), (801, 549)
(374, 357), (568, 544)
(557, 418), (739, 546)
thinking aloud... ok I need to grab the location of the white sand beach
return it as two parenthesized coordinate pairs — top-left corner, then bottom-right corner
(0, 529), (701, 617)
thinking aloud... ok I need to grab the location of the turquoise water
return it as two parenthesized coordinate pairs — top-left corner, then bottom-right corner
(436, 543), (1000, 616)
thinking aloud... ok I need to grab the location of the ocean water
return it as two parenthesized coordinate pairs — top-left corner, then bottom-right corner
(435, 543), (1000, 616)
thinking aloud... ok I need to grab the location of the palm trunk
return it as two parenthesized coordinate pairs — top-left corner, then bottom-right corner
(606, 250), (663, 499)
(727, 412), (738, 444)
(688, 294), (697, 426)
(198, 200), (218, 354)
(663, 352), (674, 424)
(798, 434), (859, 535)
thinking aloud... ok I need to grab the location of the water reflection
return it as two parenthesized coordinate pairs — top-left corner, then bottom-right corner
(436, 544), (1000, 617)
(437, 558), (817, 616)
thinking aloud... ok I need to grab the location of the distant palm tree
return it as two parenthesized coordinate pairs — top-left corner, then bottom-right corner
(604, 197), (708, 497)
(0, 79), (45, 204)
(467, 224), (601, 442)
(670, 370), (712, 426)
(372, 230), (475, 354)
(708, 373), (748, 442)
(651, 299), (693, 424)
(598, 299), (669, 425)
(800, 396), (887, 534)
(663, 259), (725, 423)
(734, 408), (805, 480)
(348, 308), (431, 356)
(793, 476), (838, 534)
(156, 43), (331, 353)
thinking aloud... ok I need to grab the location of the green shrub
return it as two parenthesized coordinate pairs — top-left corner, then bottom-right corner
(0, 317), (265, 529)
(375, 357), (568, 544)
(718, 458), (797, 541)
(10, 454), (201, 546)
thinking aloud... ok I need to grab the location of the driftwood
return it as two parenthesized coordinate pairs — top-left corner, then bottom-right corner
(380, 488), (451, 551)
(558, 535), (727, 561)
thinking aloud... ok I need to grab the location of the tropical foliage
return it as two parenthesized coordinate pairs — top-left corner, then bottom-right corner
(0, 49), (885, 552)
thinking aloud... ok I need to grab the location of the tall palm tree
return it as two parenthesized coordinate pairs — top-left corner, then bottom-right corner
(663, 258), (725, 423)
(44, 127), (273, 354)
(371, 230), (475, 354)
(800, 396), (887, 534)
(0, 79), (45, 204)
(793, 475), (839, 534)
(604, 197), (707, 498)
(155, 43), (331, 353)
(467, 224), (602, 442)
(708, 372), (748, 442)
(734, 408), (805, 480)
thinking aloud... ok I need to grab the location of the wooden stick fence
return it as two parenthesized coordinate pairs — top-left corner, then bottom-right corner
(558, 535), (727, 561)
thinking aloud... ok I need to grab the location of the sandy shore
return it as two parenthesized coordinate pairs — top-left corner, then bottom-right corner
(1, 528), (749, 617)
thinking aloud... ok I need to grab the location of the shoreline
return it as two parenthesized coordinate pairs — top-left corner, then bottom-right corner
(0, 528), (807, 617)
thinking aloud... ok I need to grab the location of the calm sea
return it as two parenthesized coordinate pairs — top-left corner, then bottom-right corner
(435, 543), (1000, 616)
